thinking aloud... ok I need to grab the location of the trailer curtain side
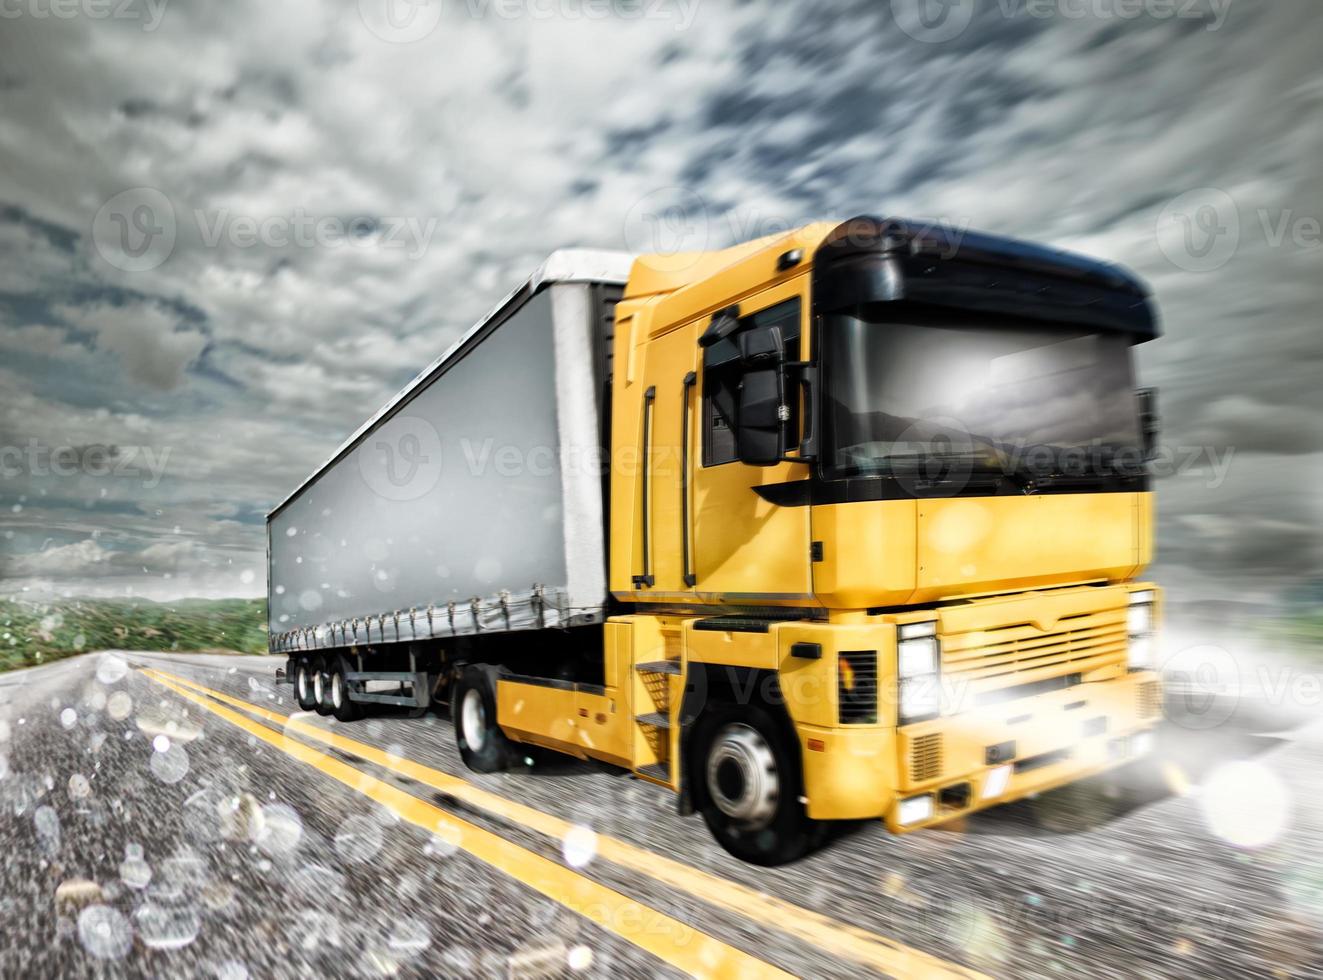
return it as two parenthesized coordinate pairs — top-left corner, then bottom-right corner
(267, 265), (626, 654)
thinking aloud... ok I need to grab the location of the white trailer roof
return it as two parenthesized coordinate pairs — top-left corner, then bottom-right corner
(269, 248), (633, 519)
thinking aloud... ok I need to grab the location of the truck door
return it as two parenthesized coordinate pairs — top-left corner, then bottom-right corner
(690, 284), (814, 602)
(632, 326), (700, 596)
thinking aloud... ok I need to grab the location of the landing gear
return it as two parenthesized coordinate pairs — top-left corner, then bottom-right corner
(452, 665), (515, 773)
(693, 703), (819, 866)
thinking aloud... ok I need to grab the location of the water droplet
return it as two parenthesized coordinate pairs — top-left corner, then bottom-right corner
(334, 814), (384, 864)
(256, 803), (302, 857)
(568, 945), (593, 971)
(135, 893), (200, 950)
(95, 654), (128, 685)
(562, 825), (596, 869)
(60, 708), (77, 729)
(150, 744), (190, 784)
(77, 905), (132, 960)
(107, 691), (133, 721)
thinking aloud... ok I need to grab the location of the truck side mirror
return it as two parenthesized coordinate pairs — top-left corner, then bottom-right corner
(1137, 387), (1160, 460)
(736, 367), (786, 466)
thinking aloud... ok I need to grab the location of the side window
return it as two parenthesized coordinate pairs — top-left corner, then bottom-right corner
(702, 298), (801, 467)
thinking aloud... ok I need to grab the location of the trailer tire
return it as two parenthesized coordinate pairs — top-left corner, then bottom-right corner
(312, 656), (334, 717)
(328, 655), (365, 723)
(293, 659), (319, 713)
(692, 703), (818, 866)
(452, 666), (513, 773)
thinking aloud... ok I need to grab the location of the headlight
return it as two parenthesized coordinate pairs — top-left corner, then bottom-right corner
(897, 621), (941, 724)
(900, 676), (940, 721)
(1127, 590), (1157, 671)
(897, 794), (933, 826)
(1127, 602), (1153, 636)
(898, 636), (937, 678)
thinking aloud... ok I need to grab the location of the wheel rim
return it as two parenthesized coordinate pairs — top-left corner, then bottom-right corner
(296, 667), (309, 702)
(461, 688), (487, 752)
(313, 668), (325, 706)
(332, 672), (343, 710)
(706, 722), (779, 827)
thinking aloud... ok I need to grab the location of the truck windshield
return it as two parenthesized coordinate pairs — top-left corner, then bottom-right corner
(820, 307), (1145, 486)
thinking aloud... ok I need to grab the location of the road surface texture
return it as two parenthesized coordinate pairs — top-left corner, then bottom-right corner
(0, 650), (1320, 978)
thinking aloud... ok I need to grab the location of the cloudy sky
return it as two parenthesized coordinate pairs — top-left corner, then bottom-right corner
(0, 0), (1319, 606)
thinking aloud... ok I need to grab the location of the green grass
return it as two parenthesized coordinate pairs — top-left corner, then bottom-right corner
(0, 596), (268, 672)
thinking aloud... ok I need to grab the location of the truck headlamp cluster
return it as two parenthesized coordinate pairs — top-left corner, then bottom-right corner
(1127, 590), (1157, 671)
(897, 622), (941, 725)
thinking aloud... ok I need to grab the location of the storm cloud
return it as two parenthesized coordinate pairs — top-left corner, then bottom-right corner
(0, 0), (1319, 602)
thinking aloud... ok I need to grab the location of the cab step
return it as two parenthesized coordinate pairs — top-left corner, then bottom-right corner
(636, 660), (681, 675)
(635, 762), (670, 783)
(636, 712), (670, 729)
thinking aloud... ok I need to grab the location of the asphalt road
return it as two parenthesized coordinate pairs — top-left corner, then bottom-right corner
(1, 650), (1320, 979)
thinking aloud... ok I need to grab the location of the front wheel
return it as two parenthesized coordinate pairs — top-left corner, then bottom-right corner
(452, 666), (514, 773)
(693, 703), (819, 866)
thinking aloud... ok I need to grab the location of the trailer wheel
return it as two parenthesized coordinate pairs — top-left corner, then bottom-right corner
(452, 666), (513, 773)
(312, 656), (333, 717)
(293, 659), (319, 713)
(692, 703), (818, 866)
(328, 655), (365, 723)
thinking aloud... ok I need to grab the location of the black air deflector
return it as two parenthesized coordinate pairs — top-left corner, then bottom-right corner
(812, 215), (1160, 338)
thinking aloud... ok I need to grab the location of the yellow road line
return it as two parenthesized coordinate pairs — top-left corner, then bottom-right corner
(141, 668), (791, 980)
(146, 666), (989, 980)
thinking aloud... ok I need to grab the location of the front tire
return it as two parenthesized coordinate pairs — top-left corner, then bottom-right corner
(452, 666), (514, 773)
(692, 703), (818, 866)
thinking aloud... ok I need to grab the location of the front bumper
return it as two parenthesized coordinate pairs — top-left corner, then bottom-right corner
(797, 669), (1162, 827)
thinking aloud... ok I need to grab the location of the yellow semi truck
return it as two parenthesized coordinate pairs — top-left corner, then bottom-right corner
(270, 215), (1163, 864)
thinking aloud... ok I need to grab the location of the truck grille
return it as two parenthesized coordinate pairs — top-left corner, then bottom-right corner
(910, 732), (942, 782)
(837, 650), (878, 724)
(941, 607), (1128, 696)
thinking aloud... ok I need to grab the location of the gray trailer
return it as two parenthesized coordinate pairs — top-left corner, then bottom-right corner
(267, 250), (631, 709)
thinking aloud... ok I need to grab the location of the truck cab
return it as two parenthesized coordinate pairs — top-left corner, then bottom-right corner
(582, 216), (1163, 862)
